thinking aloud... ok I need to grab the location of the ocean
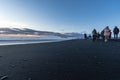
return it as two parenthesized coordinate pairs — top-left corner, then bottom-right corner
(0, 35), (79, 46)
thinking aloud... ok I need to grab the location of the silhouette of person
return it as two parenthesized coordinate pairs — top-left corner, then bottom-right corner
(97, 32), (101, 39)
(113, 26), (119, 39)
(84, 33), (87, 39)
(101, 30), (105, 40)
(88, 34), (92, 39)
(92, 29), (97, 41)
(109, 30), (112, 39)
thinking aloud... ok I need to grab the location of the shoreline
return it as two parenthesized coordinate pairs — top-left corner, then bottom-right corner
(0, 39), (66, 46)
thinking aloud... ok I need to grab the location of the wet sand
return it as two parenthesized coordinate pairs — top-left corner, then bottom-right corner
(0, 39), (120, 80)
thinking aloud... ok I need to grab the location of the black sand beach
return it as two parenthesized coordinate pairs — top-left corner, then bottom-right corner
(0, 39), (120, 80)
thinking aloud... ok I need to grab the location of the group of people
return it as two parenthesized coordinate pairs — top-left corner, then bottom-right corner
(92, 26), (119, 42)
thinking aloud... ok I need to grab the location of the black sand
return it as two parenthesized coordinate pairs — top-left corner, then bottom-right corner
(0, 39), (120, 80)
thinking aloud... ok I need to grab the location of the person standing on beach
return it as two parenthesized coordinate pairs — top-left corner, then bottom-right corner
(84, 33), (87, 39)
(103, 26), (111, 42)
(97, 32), (101, 39)
(113, 26), (119, 39)
(101, 30), (105, 40)
(109, 30), (112, 39)
(92, 29), (97, 41)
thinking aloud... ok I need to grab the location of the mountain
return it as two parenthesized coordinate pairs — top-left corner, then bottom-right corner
(64, 32), (84, 38)
(0, 28), (83, 38)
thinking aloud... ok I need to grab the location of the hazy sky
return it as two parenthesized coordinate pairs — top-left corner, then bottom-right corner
(0, 0), (120, 33)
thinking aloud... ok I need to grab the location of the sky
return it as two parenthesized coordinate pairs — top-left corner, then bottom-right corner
(0, 0), (120, 33)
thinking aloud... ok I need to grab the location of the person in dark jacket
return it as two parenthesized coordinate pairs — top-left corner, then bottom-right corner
(101, 30), (105, 40)
(109, 30), (112, 39)
(97, 32), (101, 39)
(92, 29), (97, 41)
(113, 26), (119, 39)
(84, 33), (87, 39)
